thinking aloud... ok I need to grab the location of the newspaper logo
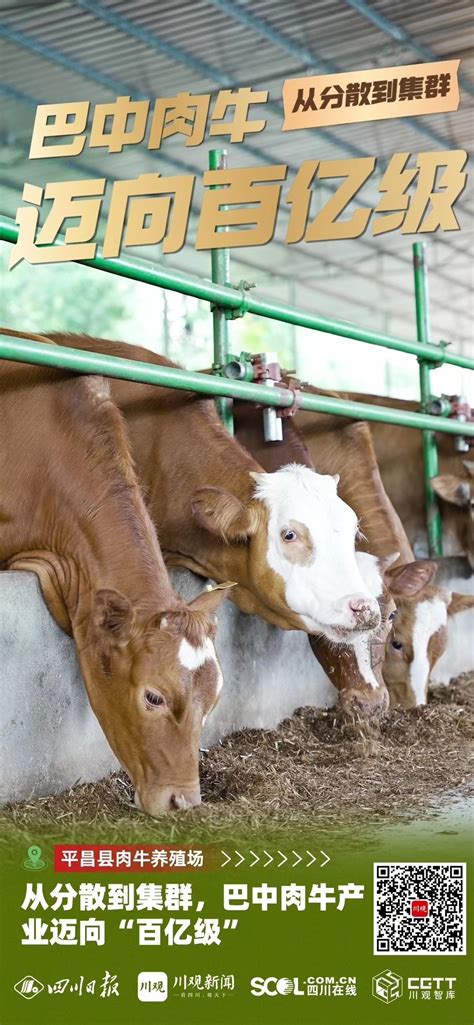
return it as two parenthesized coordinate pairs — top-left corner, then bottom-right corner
(137, 971), (168, 1002)
(14, 976), (44, 1000)
(372, 970), (403, 1004)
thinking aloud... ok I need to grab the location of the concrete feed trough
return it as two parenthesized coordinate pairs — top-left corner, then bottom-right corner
(0, 570), (336, 805)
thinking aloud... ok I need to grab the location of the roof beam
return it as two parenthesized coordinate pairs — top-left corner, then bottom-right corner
(64, 4), (472, 284)
(205, 0), (473, 149)
(0, 22), (470, 304)
(344, 0), (474, 97)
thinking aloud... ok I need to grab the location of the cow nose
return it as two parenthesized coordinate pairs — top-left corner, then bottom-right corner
(349, 596), (370, 612)
(348, 594), (380, 628)
(134, 785), (201, 816)
(169, 790), (202, 811)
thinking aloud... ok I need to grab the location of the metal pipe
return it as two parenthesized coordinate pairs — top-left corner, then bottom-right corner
(1, 217), (471, 372)
(1, 333), (473, 437)
(209, 148), (233, 434)
(413, 242), (443, 557)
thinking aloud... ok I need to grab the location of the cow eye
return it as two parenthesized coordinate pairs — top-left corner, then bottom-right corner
(391, 639), (403, 651)
(145, 690), (165, 709)
(388, 610), (397, 621)
(281, 528), (298, 542)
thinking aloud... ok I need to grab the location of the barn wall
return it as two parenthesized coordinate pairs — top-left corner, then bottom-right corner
(0, 571), (337, 805)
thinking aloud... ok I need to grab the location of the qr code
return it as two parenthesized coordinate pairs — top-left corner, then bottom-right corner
(374, 862), (466, 955)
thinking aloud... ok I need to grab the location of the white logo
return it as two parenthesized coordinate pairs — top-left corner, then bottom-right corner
(372, 970), (403, 1004)
(251, 977), (303, 996)
(137, 971), (168, 1002)
(408, 977), (456, 992)
(14, 976), (44, 1000)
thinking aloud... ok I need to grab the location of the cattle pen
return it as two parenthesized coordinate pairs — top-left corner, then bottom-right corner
(0, 149), (473, 560)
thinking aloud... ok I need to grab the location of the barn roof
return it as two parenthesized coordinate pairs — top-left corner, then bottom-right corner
(1, 0), (472, 352)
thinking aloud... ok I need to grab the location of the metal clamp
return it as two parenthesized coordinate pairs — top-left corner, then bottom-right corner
(221, 351), (254, 382)
(277, 385), (304, 418)
(416, 339), (450, 372)
(251, 353), (281, 383)
(228, 279), (256, 319)
(424, 392), (473, 453)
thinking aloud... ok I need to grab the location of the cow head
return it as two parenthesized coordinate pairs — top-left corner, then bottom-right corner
(382, 560), (474, 706)
(311, 551), (398, 718)
(431, 462), (474, 569)
(79, 585), (230, 815)
(191, 465), (380, 641)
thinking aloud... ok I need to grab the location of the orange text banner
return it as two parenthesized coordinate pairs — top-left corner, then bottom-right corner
(282, 60), (460, 131)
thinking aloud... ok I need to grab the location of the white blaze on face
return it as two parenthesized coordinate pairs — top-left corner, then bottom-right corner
(178, 636), (217, 671)
(252, 465), (378, 639)
(178, 637), (223, 725)
(410, 598), (448, 705)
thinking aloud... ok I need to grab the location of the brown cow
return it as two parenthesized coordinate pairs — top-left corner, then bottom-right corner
(310, 550), (398, 717)
(233, 401), (397, 713)
(40, 333), (383, 637)
(0, 349), (230, 814)
(5, 330), (389, 717)
(292, 396), (474, 705)
(240, 396), (470, 708)
(343, 391), (474, 568)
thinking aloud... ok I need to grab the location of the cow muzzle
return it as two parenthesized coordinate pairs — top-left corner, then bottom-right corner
(134, 784), (202, 816)
(333, 594), (381, 634)
(339, 682), (389, 720)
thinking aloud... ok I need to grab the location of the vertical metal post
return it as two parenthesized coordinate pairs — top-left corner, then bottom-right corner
(413, 242), (443, 557)
(209, 148), (234, 434)
(289, 279), (298, 372)
(162, 290), (170, 358)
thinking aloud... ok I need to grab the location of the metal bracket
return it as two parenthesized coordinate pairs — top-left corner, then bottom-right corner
(277, 384), (304, 418)
(221, 351), (255, 382)
(228, 279), (256, 319)
(422, 391), (473, 452)
(416, 339), (450, 371)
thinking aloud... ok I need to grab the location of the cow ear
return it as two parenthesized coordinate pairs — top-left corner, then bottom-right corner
(448, 592), (474, 616)
(93, 589), (136, 644)
(156, 586), (235, 646)
(386, 560), (438, 597)
(188, 582), (236, 615)
(191, 487), (259, 541)
(431, 475), (470, 506)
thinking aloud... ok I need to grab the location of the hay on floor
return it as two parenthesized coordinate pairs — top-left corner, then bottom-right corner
(1, 674), (473, 846)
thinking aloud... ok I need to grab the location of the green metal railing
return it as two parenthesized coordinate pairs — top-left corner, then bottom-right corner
(1, 331), (472, 437)
(209, 147), (234, 435)
(0, 213), (470, 371)
(413, 242), (443, 556)
(0, 149), (472, 558)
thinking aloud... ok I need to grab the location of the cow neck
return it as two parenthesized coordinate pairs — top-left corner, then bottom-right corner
(9, 380), (175, 636)
(66, 488), (172, 634)
(145, 398), (261, 582)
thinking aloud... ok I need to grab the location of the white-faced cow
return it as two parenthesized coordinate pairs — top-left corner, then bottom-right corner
(10, 330), (390, 716)
(291, 399), (473, 706)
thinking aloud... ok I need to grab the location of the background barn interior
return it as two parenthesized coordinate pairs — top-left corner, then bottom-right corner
(1, 0), (473, 396)
(0, 0), (473, 807)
